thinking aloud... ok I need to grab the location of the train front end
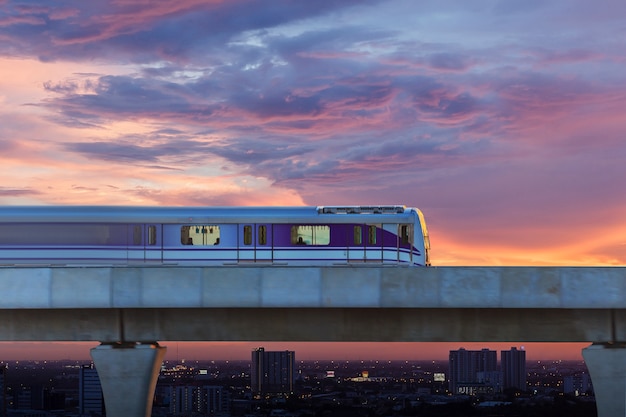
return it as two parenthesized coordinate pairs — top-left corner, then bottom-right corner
(411, 208), (431, 266)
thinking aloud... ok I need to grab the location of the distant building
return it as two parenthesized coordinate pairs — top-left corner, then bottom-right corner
(79, 364), (104, 416)
(170, 385), (194, 415)
(169, 385), (230, 415)
(251, 348), (295, 396)
(564, 373), (591, 396)
(15, 388), (32, 410)
(448, 348), (497, 394)
(42, 388), (65, 410)
(198, 385), (230, 415)
(501, 347), (526, 391)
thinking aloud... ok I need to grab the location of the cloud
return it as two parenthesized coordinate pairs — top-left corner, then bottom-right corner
(0, 187), (39, 196)
(0, 0), (378, 63)
(0, 14), (45, 26)
(66, 141), (162, 163)
(45, 75), (194, 114)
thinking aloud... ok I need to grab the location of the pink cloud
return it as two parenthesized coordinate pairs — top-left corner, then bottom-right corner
(0, 15), (45, 26)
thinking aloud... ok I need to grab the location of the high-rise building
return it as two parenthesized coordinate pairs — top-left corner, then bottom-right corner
(448, 348), (497, 394)
(170, 385), (194, 415)
(197, 385), (230, 415)
(251, 347), (295, 396)
(79, 364), (104, 416)
(169, 385), (230, 415)
(501, 347), (526, 391)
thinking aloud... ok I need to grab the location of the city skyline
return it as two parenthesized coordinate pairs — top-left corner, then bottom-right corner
(0, 1), (624, 361)
(0, 353), (595, 416)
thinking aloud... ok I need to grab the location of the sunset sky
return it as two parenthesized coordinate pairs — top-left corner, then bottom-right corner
(0, 0), (624, 361)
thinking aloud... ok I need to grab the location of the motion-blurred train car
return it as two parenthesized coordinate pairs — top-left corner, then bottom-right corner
(0, 205), (430, 266)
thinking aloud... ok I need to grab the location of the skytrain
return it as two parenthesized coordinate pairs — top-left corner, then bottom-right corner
(0, 205), (431, 266)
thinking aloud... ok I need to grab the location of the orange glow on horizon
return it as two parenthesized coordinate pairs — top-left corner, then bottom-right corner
(0, 341), (591, 362)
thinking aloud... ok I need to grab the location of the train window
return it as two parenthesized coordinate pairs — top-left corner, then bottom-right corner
(133, 226), (142, 245)
(353, 226), (362, 245)
(243, 225), (252, 245)
(400, 224), (411, 245)
(368, 225), (377, 245)
(290, 225), (330, 245)
(180, 225), (221, 246)
(148, 225), (157, 245)
(258, 225), (267, 245)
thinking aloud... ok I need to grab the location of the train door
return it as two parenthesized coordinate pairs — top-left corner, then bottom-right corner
(256, 224), (272, 261)
(347, 225), (365, 262)
(127, 224), (144, 262)
(144, 224), (161, 262)
(347, 224), (383, 263)
(127, 224), (160, 262)
(382, 223), (399, 263)
(365, 224), (383, 263)
(238, 224), (272, 262)
(398, 223), (413, 264)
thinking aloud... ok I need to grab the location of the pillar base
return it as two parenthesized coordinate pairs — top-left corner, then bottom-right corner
(91, 342), (167, 417)
(582, 343), (626, 417)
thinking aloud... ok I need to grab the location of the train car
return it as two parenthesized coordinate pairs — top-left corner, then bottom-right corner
(0, 205), (431, 266)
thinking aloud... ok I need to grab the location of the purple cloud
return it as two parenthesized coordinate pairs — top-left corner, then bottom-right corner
(0, 1), (379, 63)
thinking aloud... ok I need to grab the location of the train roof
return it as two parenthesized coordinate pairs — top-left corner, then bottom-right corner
(0, 205), (421, 224)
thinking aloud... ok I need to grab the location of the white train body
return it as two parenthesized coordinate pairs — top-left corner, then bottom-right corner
(0, 205), (431, 266)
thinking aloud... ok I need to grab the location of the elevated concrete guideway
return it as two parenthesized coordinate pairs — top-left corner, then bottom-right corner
(0, 266), (624, 342)
(0, 266), (625, 417)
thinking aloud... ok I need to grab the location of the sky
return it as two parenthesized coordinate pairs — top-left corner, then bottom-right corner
(0, 0), (624, 361)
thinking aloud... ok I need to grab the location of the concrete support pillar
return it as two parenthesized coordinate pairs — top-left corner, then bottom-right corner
(91, 342), (167, 417)
(582, 343), (626, 417)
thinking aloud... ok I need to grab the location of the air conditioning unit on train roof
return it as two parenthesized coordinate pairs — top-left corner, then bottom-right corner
(317, 205), (405, 214)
